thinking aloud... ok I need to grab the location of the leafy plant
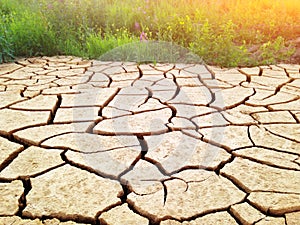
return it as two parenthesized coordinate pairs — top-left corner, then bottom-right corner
(189, 20), (251, 67)
(0, 12), (14, 63)
(257, 36), (295, 65)
(8, 9), (58, 56)
(0, 35), (14, 63)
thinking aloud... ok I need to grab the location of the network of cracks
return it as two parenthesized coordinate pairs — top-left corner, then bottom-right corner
(0, 56), (299, 225)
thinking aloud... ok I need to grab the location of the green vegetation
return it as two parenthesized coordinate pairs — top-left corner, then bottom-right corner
(0, 0), (299, 66)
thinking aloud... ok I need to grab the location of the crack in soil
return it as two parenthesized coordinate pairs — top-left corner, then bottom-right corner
(0, 58), (299, 224)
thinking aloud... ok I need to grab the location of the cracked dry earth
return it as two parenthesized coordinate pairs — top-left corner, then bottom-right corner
(0, 56), (299, 225)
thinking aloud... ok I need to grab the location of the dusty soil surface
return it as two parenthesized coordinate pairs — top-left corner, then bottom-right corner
(0, 56), (299, 225)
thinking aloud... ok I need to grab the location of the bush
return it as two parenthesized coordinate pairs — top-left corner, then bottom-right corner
(257, 36), (295, 65)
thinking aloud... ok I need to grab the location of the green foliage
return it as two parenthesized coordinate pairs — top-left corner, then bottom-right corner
(0, 35), (14, 64)
(0, 19), (14, 63)
(0, 1), (14, 63)
(0, 0), (298, 66)
(189, 20), (251, 67)
(8, 10), (58, 56)
(86, 28), (135, 59)
(258, 37), (295, 65)
(0, 0), (58, 57)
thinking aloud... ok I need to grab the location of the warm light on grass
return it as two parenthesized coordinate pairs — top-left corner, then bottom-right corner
(0, 0), (299, 66)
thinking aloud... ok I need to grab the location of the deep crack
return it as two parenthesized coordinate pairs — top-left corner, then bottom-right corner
(16, 178), (32, 217)
(48, 94), (62, 125)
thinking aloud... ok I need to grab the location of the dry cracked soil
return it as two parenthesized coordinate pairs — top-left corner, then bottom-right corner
(0, 56), (299, 225)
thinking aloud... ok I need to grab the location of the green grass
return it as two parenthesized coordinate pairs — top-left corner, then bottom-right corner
(0, 0), (299, 66)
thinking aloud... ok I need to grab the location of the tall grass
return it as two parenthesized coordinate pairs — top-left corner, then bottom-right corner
(0, 0), (299, 66)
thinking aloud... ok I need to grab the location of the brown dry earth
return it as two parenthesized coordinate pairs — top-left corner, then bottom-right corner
(0, 56), (299, 225)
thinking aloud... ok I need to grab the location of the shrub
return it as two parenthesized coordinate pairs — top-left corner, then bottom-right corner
(257, 36), (295, 65)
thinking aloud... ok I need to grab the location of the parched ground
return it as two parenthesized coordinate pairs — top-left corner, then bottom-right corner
(0, 56), (299, 225)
